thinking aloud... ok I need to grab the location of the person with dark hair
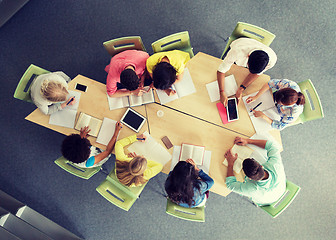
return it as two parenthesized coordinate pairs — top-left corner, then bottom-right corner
(114, 134), (163, 187)
(165, 159), (214, 208)
(105, 50), (150, 97)
(146, 50), (190, 96)
(246, 78), (305, 130)
(225, 137), (286, 206)
(217, 38), (277, 106)
(61, 122), (122, 168)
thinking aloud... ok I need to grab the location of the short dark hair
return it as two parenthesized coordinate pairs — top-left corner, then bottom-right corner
(61, 134), (91, 164)
(242, 158), (265, 181)
(120, 69), (139, 91)
(248, 50), (269, 74)
(153, 62), (177, 90)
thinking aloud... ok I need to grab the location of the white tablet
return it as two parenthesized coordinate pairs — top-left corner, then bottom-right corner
(226, 97), (239, 122)
(120, 108), (147, 132)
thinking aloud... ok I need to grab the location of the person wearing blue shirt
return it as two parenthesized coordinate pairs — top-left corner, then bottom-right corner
(225, 137), (286, 206)
(165, 159), (214, 208)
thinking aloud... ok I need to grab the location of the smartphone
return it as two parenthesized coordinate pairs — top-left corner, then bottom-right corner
(226, 98), (239, 122)
(161, 136), (173, 149)
(75, 83), (87, 92)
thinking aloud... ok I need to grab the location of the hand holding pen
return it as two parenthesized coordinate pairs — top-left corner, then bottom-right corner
(250, 102), (262, 112)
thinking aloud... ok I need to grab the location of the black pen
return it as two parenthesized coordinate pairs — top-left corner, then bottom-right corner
(250, 102), (262, 112)
(137, 138), (145, 141)
(66, 96), (75, 105)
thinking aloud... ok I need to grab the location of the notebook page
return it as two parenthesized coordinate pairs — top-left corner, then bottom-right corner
(96, 117), (117, 145)
(174, 68), (196, 98)
(179, 144), (193, 161)
(49, 109), (77, 128)
(107, 94), (129, 110)
(191, 146), (205, 165)
(156, 87), (179, 105)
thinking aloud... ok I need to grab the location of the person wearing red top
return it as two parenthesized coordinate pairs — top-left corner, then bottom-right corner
(105, 50), (150, 97)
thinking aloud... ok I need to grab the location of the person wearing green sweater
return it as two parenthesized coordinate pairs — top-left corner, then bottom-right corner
(115, 133), (163, 187)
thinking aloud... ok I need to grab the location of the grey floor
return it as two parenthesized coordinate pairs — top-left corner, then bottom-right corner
(0, 1), (335, 240)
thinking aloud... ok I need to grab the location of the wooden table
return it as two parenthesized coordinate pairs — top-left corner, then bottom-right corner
(25, 52), (282, 197)
(25, 75), (149, 150)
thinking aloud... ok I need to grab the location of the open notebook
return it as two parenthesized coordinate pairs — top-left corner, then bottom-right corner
(156, 68), (196, 104)
(179, 143), (205, 166)
(49, 90), (81, 128)
(96, 117), (119, 146)
(223, 144), (254, 173)
(243, 90), (280, 133)
(127, 131), (172, 166)
(171, 146), (211, 174)
(74, 112), (103, 137)
(206, 75), (238, 102)
(107, 88), (155, 110)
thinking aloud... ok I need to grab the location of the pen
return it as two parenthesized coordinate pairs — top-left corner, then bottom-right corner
(66, 96), (75, 105)
(250, 102), (262, 112)
(137, 138), (145, 140)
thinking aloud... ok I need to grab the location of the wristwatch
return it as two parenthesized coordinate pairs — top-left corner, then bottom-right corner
(240, 84), (246, 90)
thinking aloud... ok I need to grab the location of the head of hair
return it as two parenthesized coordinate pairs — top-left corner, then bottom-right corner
(274, 88), (305, 106)
(242, 158), (265, 181)
(61, 134), (91, 164)
(116, 156), (148, 186)
(40, 80), (68, 102)
(120, 68), (140, 91)
(164, 161), (201, 207)
(248, 50), (269, 74)
(153, 62), (177, 90)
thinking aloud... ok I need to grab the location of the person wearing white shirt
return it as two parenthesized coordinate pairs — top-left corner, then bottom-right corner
(217, 38), (277, 106)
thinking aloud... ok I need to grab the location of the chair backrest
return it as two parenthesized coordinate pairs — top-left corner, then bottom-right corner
(13, 64), (50, 102)
(260, 180), (300, 218)
(297, 79), (324, 123)
(221, 22), (275, 59)
(166, 198), (205, 222)
(96, 169), (147, 211)
(54, 156), (101, 180)
(103, 36), (146, 57)
(151, 31), (194, 58)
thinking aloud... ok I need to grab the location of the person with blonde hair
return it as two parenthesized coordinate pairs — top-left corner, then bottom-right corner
(30, 71), (76, 115)
(115, 134), (163, 187)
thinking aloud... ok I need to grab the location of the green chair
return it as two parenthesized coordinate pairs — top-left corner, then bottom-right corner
(151, 31), (194, 58)
(260, 180), (300, 218)
(54, 156), (101, 180)
(292, 79), (324, 125)
(13, 64), (50, 102)
(221, 22), (276, 59)
(166, 198), (205, 222)
(103, 36), (146, 57)
(96, 169), (147, 211)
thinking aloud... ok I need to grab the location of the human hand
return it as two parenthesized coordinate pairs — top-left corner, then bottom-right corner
(220, 92), (228, 107)
(246, 95), (257, 104)
(252, 110), (265, 119)
(80, 126), (91, 138)
(115, 121), (122, 132)
(235, 88), (243, 104)
(61, 97), (76, 108)
(137, 134), (146, 142)
(186, 159), (199, 171)
(164, 88), (176, 96)
(134, 87), (146, 96)
(224, 149), (238, 165)
(234, 137), (248, 146)
(128, 152), (137, 158)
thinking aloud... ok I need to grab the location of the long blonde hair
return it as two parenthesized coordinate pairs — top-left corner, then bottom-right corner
(40, 80), (68, 102)
(116, 156), (148, 186)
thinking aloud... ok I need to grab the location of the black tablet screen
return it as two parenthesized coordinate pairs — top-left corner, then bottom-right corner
(123, 110), (145, 130)
(227, 99), (238, 120)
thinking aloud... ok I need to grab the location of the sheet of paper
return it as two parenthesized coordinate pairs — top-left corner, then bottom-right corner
(156, 86), (179, 105)
(107, 94), (129, 110)
(96, 117), (117, 146)
(127, 131), (172, 166)
(170, 146), (211, 175)
(65, 90), (81, 111)
(243, 90), (276, 114)
(206, 75), (238, 102)
(174, 68), (196, 98)
(49, 109), (77, 128)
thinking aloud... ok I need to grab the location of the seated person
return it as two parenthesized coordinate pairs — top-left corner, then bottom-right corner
(225, 137), (286, 206)
(146, 50), (190, 95)
(165, 159), (214, 208)
(30, 71), (75, 115)
(61, 122), (122, 168)
(217, 38), (277, 106)
(115, 134), (163, 187)
(105, 50), (150, 97)
(246, 78), (305, 130)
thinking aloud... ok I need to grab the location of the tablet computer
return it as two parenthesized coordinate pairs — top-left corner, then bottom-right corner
(226, 97), (239, 122)
(120, 108), (146, 132)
